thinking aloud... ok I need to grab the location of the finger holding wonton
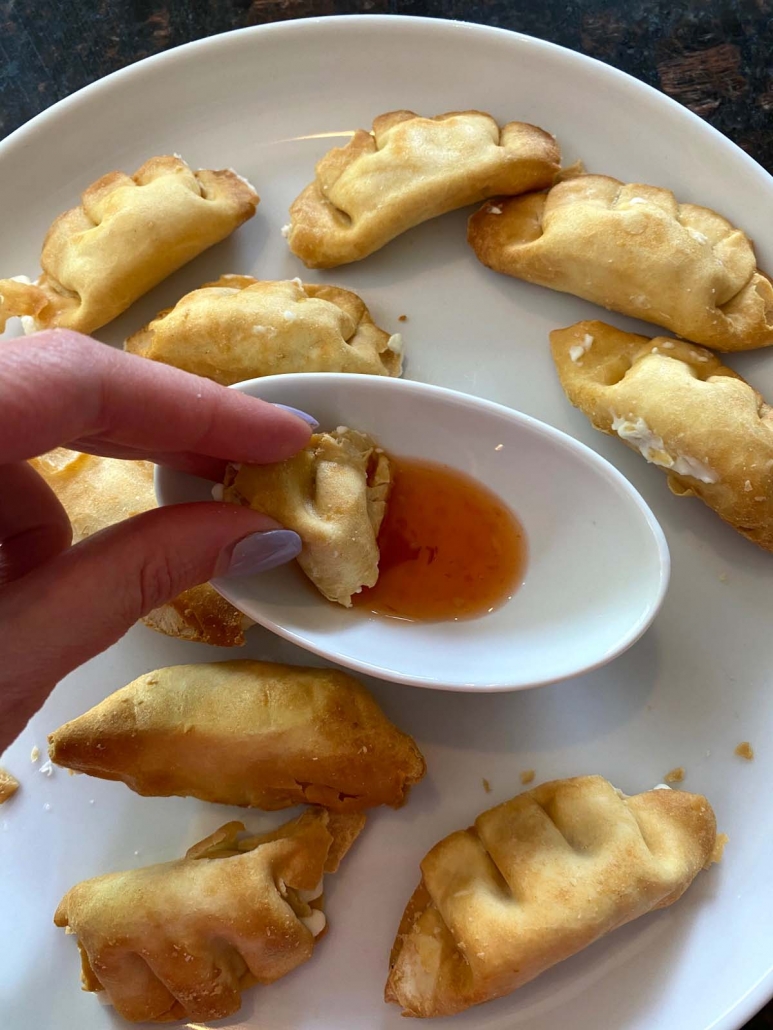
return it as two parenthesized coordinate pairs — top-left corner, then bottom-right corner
(386, 775), (718, 1018)
(468, 174), (773, 351)
(287, 109), (560, 268)
(550, 320), (773, 552)
(48, 659), (426, 810)
(224, 427), (391, 606)
(0, 155), (258, 335)
(55, 809), (364, 1024)
(125, 275), (403, 383)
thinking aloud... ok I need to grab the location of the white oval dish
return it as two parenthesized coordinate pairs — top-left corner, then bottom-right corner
(157, 373), (670, 691)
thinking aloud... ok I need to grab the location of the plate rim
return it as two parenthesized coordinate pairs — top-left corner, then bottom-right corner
(1, 13), (771, 198)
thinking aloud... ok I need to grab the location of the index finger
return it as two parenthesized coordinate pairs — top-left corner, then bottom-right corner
(0, 329), (313, 464)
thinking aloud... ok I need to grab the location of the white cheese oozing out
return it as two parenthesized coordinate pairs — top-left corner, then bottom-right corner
(297, 879), (323, 903)
(281, 223), (292, 238)
(488, 205), (502, 215)
(652, 783), (672, 791)
(569, 333), (594, 363)
(211, 484), (224, 501)
(5, 276), (39, 335)
(301, 908), (327, 937)
(39, 759), (54, 777)
(387, 333), (403, 355)
(225, 167), (259, 193)
(611, 415), (719, 484)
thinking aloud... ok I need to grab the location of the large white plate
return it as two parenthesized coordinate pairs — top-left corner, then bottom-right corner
(1, 16), (771, 1030)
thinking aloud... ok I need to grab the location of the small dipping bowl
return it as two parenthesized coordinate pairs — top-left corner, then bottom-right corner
(156, 374), (670, 691)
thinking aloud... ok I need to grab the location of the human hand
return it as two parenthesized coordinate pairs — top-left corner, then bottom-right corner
(0, 329), (314, 749)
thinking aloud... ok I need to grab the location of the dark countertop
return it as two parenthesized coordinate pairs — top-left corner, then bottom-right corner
(1, 1), (771, 1026)
(2, 0), (772, 170)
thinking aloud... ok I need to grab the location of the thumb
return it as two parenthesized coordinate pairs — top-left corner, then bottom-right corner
(0, 503), (300, 747)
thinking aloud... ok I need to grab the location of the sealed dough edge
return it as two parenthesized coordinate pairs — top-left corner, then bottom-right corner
(468, 174), (773, 352)
(224, 427), (391, 606)
(47, 659), (427, 811)
(54, 808), (365, 1023)
(287, 109), (560, 268)
(550, 319), (773, 553)
(125, 275), (403, 383)
(385, 775), (717, 1018)
(1, 154), (259, 335)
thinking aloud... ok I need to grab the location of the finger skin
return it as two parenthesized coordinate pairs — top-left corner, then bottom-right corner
(0, 463), (73, 585)
(0, 330), (312, 465)
(0, 503), (278, 749)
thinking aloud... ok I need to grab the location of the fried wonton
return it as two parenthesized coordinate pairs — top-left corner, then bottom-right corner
(0, 155), (258, 335)
(49, 659), (426, 810)
(287, 110), (560, 268)
(0, 767), (19, 804)
(551, 320), (773, 552)
(386, 775), (718, 1018)
(224, 427), (391, 606)
(30, 448), (250, 645)
(468, 174), (773, 351)
(55, 809), (364, 1023)
(125, 275), (403, 383)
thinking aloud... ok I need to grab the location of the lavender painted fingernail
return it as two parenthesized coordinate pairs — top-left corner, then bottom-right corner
(272, 403), (319, 429)
(224, 530), (302, 577)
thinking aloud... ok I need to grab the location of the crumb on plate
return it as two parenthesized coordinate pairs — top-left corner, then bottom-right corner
(0, 768), (20, 805)
(709, 832), (730, 866)
(735, 741), (754, 760)
(520, 769), (536, 785)
(482, 778), (492, 793)
(398, 314), (408, 322)
(664, 766), (685, 784)
(30, 745), (40, 763)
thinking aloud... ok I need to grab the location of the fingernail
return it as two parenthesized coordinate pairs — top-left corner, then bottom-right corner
(273, 403), (319, 429)
(223, 530), (302, 577)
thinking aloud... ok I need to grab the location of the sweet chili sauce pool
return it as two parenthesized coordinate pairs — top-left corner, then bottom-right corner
(355, 457), (527, 622)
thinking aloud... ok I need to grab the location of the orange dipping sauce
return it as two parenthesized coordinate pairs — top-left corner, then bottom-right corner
(355, 457), (527, 622)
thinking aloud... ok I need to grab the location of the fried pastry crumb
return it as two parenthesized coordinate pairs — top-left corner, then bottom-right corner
(398, 314), (408, 322)
(519, 769), (536, 785)
(664, 767), (685, 784)
(482, 778), (492, 793)
(553, 159), (586, 183)
(734, 741), (754, 760)
(30, 746), (40, 763)
(709, 832), (730, 866)
(0, 768), (19, 804)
